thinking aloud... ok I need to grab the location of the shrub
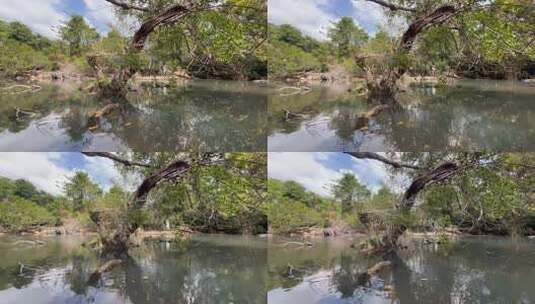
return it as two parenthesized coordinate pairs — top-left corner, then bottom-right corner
(0, 197), (56, 231)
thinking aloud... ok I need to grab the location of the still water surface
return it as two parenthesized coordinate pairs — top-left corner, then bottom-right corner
(0, 234), (267, 304)
(268, 80), (535, 151)
(268, 236), (535, 304)
(0, 80), (267, 151)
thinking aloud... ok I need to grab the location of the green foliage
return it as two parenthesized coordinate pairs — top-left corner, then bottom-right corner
(0, 197), (56, 231)
(332, 173), (370, 214)
(328, 17), (368, 58)
(59, 15), (99, 57)
(268, 23), (331, 79)
(267, 179), (337, 233)
(63, 171), (102, 212)
(0, 19), (62, 77)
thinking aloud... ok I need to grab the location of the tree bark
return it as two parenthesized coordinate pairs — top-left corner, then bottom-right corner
(102, 160), (191, 257)
(348, 153), (461, 253)
(99, 2), (198, 98)
(83, 153), (225, 258)
(361, 1), (459, 99)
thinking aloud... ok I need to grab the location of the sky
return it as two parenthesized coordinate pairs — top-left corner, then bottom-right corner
(268, 0), (406, 40)
(0, 0), (131, 39)
(268, 153), (408, 197)
(0, 153), (133, 195)
(0, 0), (406, 40)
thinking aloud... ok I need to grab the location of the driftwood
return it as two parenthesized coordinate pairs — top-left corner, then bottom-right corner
(357, 261), (392, 286)
(282, 108), (306, 120)
(278, 86), (311, 97)
(14, 107), (39, 120)
(87, 103), (120, 131)
(355, 105), (389, 130)
(87, 259), (122, 285)
(1, 84), (41, 94)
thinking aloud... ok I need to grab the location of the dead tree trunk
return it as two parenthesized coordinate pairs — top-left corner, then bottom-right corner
(98, 1), (199, 98)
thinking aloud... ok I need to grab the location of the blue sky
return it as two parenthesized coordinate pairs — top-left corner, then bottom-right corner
(0, 0), (129, 38)
(269, 0), (405, 40)
(0, 153), (132, 195)
(268, 153), (407, 197)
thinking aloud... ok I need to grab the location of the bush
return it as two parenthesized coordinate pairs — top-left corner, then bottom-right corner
(267, 200), (325, 234)
(0, 197), (56, 231)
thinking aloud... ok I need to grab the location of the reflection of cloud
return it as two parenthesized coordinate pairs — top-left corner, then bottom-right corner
(268, 152), (406, 197)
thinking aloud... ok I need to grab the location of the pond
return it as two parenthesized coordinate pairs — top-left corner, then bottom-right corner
(0, 234), (267, 304)
(268, 80), (535, 151)
(268, 235), (535, 304)
(0, 80), (267, 152)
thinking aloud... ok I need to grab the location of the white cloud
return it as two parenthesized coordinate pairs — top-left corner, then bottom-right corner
(268, 152), (343, 196)
(0, 153), (73, 195)
(83, 0), (138, 35)
(83, 0), (117, 28)
(0, 0), (67, 38)
(0, 153), (130, 195)
(351, 0), (407, 36)
(268, 153), (408, 197)
(268, 0), (336, 40)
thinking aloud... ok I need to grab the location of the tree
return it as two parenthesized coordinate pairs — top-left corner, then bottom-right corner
(13, 179), (38, 200)
(332, 173), (370, 213)
(63, 171), (102, 212)
(92, 0), (266, 97)
(81, 152), (266, 258)
(59, 15), (99, 56)
(357, 0), (535, 99)
(328, 17), (368, 58)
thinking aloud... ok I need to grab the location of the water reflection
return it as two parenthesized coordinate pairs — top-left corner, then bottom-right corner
(268, 236), (535, 304)
(0, 234), (267, 304)
(0, 80), (267, 151)
(268, 80), (535, 151)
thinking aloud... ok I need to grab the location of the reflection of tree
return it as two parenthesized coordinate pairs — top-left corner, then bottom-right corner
(269, 238), (535, 303)
(1, 82), (268, 151)
(269, 82), (535, 151)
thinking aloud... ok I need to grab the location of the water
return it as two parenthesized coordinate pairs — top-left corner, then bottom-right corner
(268, 236), (535, 304)
(0, 234), (267, 304)
(0, 80), (267, 152)
(268, 80), (535, 151)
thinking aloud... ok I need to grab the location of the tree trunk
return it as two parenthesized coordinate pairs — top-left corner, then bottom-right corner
(98, 3), (196, 98)
(377, 162), (460, 253)
(363, 3), (458, 100)
(100, 160), (192, 258)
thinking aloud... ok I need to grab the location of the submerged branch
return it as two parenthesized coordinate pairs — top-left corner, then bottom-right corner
(87, 259), (122, 285)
